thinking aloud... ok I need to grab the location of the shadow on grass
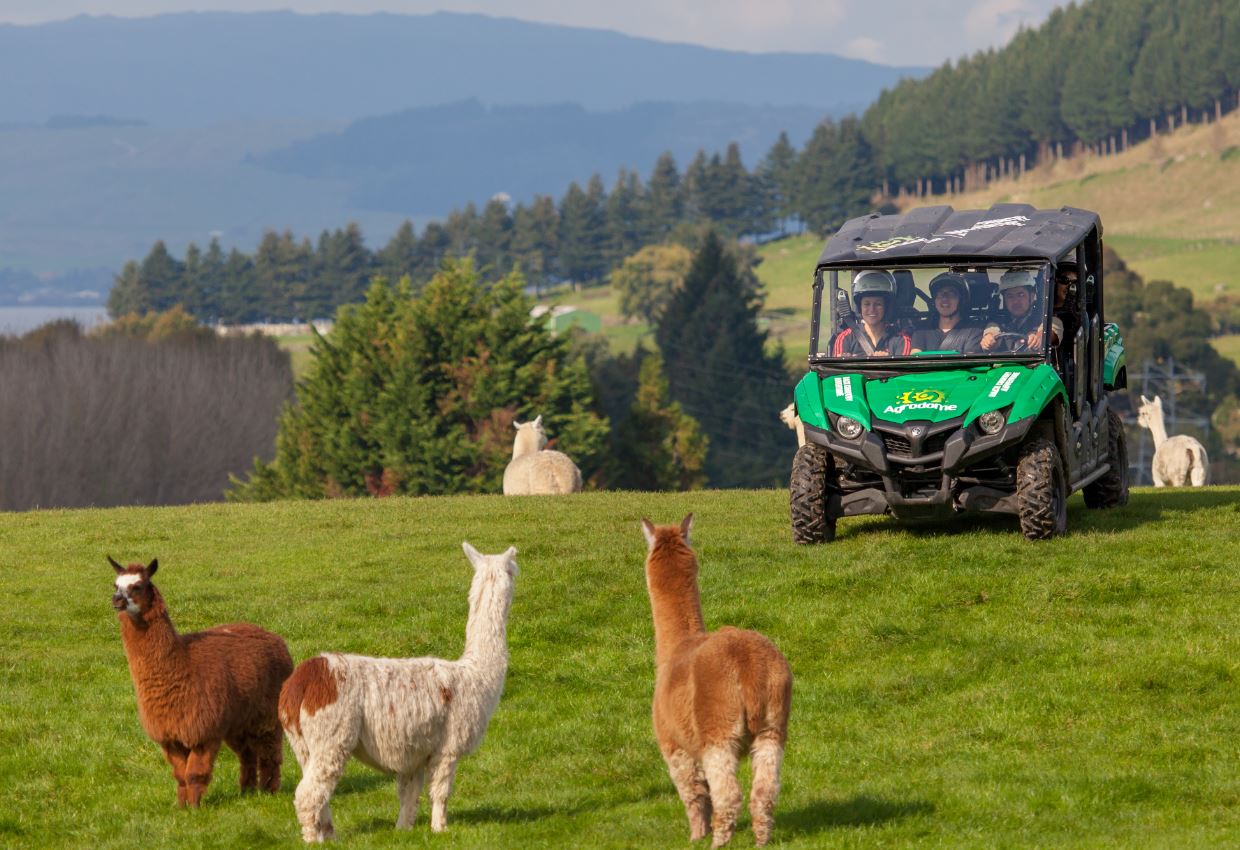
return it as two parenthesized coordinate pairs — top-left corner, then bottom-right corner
(834, 487), (1239, 542)
(779, 795), (935, 834)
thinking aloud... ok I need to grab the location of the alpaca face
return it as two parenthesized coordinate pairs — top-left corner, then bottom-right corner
(1137, 394), (1162, 429)
(109, 557), (157, 616)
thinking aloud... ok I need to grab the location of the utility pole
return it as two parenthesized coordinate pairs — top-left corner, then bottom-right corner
(1131, 357), (1209, 485)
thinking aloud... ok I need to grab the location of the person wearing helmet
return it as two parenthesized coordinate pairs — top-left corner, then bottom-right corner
(911, 272), (983, 353)
(830, 269), (912, 357)
(980, 268), (1062, 352)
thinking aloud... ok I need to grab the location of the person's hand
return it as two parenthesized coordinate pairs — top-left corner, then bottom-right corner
(1027, 328), (1042, 349)
(981, 330), (997, 350)
(874, 349), (889, 356)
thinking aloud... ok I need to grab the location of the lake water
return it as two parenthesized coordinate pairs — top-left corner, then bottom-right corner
(0, 306), (110, 336)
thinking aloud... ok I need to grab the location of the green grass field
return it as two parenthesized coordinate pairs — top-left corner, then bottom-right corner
(3, 489), (1238, 848)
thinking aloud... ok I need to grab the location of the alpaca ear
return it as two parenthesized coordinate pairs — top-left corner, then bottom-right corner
(533, 414), (542, 427)
(1153, 395), (1162, 405)
(145, 558), (158, 577)
(462, 541), (482, 566)
(680, 513), (694, 543)
(513, 419), (523, 429)
(641, 518), (656, 550)
(1140, 394), (1151, 405)
(107, 555), (124, 574)
(503, 546), (520, 576)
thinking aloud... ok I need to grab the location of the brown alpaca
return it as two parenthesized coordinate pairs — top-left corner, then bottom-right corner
(641, 515), (792, 848)
(109, 556), (293, 807)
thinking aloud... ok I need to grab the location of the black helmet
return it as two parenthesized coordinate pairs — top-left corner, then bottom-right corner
(851, 269), (896, 311)
(928, 272), (969, 310)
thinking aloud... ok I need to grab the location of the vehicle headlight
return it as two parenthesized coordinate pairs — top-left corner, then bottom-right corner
(977, 410), (1006, 435)
(835, 416), (864, 439)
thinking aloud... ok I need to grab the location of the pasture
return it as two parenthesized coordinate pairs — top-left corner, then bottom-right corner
(2, 488), (1238, 848)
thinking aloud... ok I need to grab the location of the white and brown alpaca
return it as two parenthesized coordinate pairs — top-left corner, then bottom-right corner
(109, 556), (293, 807)
(502, 414), (583, 494)
(279, 542), (518, 842)
(1136, 394), (1209, 486)
(779, 403), (806, 447)
(641, 515), (792, 848)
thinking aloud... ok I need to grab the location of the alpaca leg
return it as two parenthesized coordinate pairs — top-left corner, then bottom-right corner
(701, 747), (742, 849)
(161, 742), (191, 808)
(748, 735), (785, 847)
(294, 749), (350, 843)
(427, 754), (459, 833)
(1191, 463), (1207, 487)
(661, 747), (711, 841)
(257, 727), (284, 793)
(227, 737), (258, 792)
(395, 769), (426, 830)
(185, 740), (222, 808)
(1152, 466), (1166, 487)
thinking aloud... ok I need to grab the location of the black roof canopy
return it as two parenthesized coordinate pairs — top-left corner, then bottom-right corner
(817, 204), (1101, 267)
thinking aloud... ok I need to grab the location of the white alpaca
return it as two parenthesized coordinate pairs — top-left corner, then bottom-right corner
(279, 543), (518, 842)
(502, 414), (583, 495)
(779, 403), (805, 448)
(1136, 394), (1209, 487)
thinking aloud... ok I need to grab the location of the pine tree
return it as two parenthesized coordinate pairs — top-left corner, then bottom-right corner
(655, 231), (793, 488)
(376, 220), (418, 287)
(646, 152), (684, 240)
(511, 195), (559, 293)
(613, 351), (708, 490)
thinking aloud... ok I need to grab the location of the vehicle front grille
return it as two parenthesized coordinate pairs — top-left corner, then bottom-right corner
(883, 434), (912, 456)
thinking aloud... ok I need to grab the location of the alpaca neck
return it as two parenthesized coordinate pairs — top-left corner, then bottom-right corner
(119, 593), (187, 679)
(646, 551), (706, 669)
(460, 577), (511, 680)
(1147, 411), (1168, 447)
(512, 434), (541, 460)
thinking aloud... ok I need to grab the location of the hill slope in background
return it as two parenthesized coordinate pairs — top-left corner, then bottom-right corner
(3, 489), (1238, 847)
(256, 99), (829, 215)
(0, 11), (925, 126)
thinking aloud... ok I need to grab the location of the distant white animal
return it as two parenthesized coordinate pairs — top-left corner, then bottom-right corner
(1136, 394), (1208, 487)
(779, 403), (806, 448)
(502, 415), (583, 495)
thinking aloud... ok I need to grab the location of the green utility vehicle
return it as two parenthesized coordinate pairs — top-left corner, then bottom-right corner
(790, 205), (1129, 541)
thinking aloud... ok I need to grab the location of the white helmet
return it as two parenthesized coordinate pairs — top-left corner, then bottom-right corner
(998, 269), (1036, 293)
(852, 269), (896, 310)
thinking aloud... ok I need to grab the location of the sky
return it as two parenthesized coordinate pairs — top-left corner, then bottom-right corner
(0, 0), (1066, 66)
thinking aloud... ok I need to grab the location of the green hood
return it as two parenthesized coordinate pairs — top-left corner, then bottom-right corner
(798, 364), (1067, 431)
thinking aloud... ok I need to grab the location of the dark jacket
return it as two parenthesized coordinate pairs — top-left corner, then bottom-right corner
(911, 321), (983, 353)
(830, 324), (913, 357)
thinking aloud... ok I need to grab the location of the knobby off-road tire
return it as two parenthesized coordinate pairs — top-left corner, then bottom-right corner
(1016, 438), (1068, 540)
(790, 443), (836, 544)
(1083, 408), (1130, 509)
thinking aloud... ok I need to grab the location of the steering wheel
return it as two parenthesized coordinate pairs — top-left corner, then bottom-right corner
(991, 331), (1030, 352)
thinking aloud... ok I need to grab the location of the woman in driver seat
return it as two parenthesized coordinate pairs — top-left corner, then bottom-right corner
(830, 269), (913, 357)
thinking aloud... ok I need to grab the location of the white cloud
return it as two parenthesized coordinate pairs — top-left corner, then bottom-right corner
(963, 0), (1036, 48)
(842, 36), (884, 63)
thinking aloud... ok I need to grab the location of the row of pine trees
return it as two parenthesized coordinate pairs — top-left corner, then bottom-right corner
(109, 0), (1239, 324)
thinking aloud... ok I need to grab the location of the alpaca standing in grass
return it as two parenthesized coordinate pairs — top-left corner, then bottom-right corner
(779, 403), (805, 447)
(109, 556), (293, 807)
(641, 515), (792, 848)
(502, 415), (582, 494)
(1137, 394), (1209, 486)
(280, 543), (518, 842)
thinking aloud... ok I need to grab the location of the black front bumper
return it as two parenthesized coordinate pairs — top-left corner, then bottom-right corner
(803, 413), (1034, 520)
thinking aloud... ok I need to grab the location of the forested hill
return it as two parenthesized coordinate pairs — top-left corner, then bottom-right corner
(0, 11), (924, 126)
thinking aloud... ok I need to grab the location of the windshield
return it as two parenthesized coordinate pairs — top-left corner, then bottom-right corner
(812, 263), (1055, 363)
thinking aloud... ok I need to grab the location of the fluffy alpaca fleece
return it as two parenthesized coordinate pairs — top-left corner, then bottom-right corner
(280, 543), (518, 842)
(502, 415), (582, 495)
(1137, 394), (1209, 486)
(642, 515), (792, 848)
(109, 557), (293, 807)
(779, 403), (806, 447)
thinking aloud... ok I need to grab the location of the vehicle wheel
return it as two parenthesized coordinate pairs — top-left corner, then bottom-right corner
(1016, 439), (1068, 540)
(790, 443), (836, 544)
(1083, 409), (1129, 509)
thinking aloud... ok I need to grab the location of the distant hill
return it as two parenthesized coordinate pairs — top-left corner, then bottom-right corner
(0, 12), (926, 126)
(255, 99), (831, 215)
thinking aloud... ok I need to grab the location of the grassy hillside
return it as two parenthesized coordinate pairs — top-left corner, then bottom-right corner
(3, 489), (1238, 848)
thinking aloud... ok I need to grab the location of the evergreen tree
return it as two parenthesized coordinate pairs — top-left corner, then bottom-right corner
(511, 195), (559, 293)
(655, 231), (793, 488)
(230, 259), (609, 499)
(646, 152), (684, 240)
(605, 168), (648, 265)
(613, 350), (709, 490)
(376, 220), (418, 286)
(557, 176), (608, 284)
(758, 132), (798, 233)
(476, 196), (514, 275)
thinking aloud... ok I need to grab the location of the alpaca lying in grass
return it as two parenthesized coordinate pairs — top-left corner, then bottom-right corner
(1136, 394), (1209, 486)
(279, 543), (518, 842)
(109, 556), (293, 807)
(502, 415), (582, 494)
(641, 515), (792, 848)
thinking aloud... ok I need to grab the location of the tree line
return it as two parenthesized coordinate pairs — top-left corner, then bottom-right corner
(0, 311), (292, 511)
